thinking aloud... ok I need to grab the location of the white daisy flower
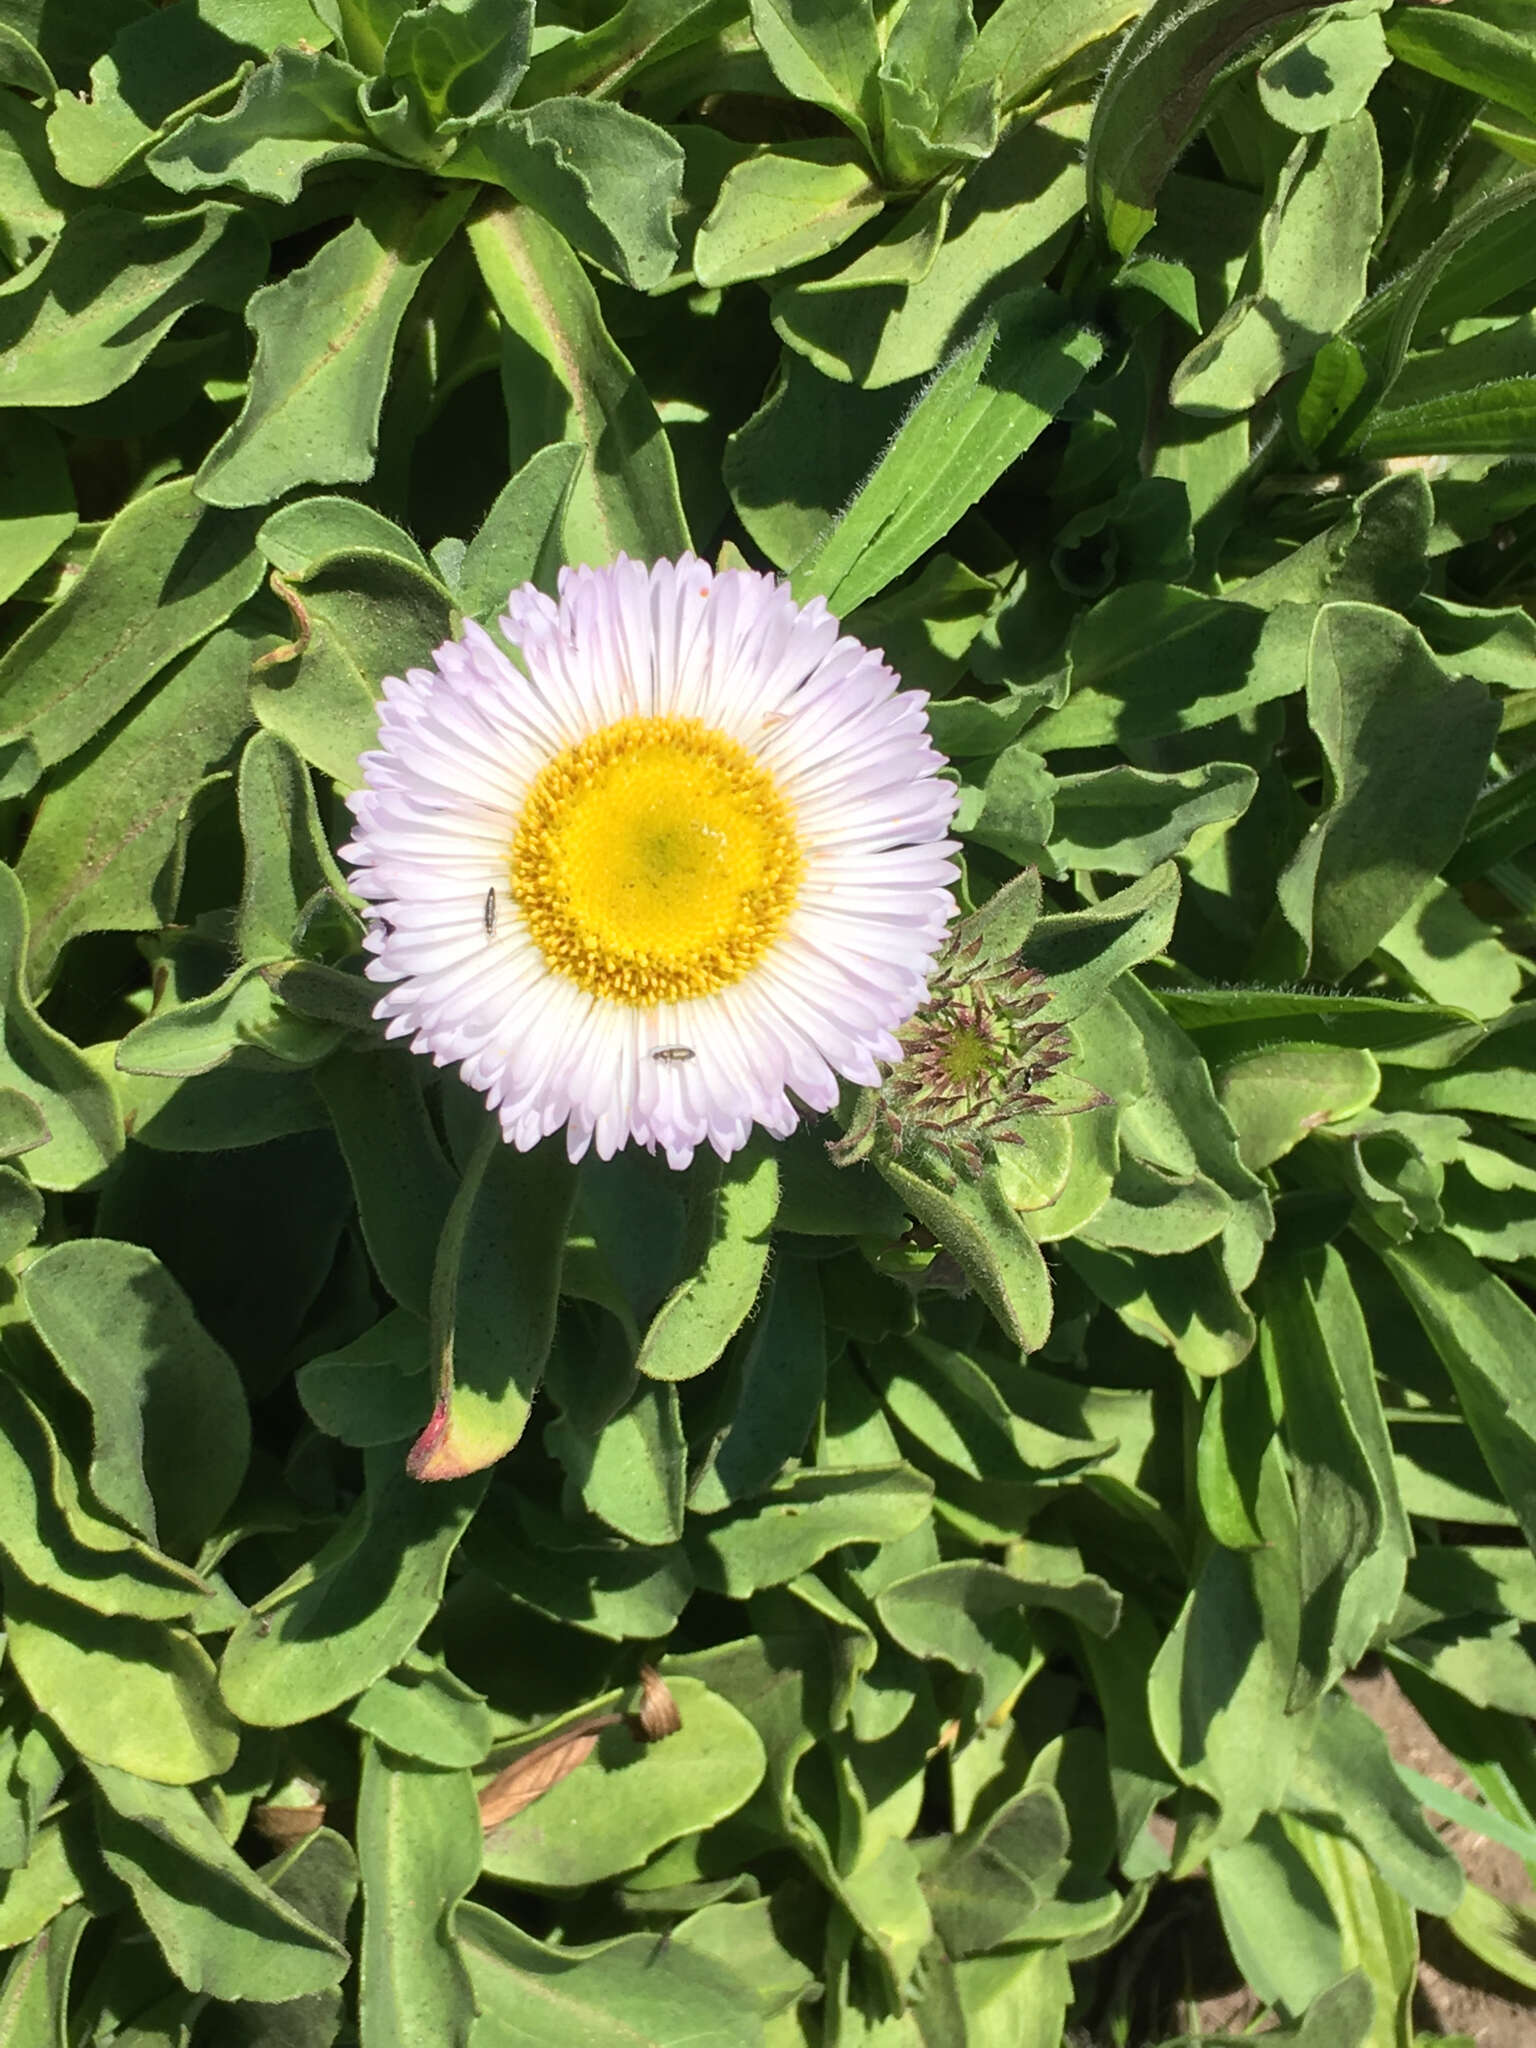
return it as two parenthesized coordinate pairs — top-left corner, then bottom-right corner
(341, 553), (959, 1169)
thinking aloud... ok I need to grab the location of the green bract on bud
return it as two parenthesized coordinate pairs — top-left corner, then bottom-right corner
(831, 905), (1108, 1185)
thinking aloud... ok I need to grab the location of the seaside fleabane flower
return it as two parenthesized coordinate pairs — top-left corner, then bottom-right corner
(342, 554), (960, 1168)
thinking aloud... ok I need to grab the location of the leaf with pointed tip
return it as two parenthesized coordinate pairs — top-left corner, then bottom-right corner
(147, 46), (378, 200)
(90, 1762), (348, 2000)
(196, 179), (473, 507)
(451, 98), (682, 291)
(220, 1448), (487, 1724)
(0, 475), (263, 774)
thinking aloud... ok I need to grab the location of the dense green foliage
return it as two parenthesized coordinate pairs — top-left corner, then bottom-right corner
(3, 0), (1536, 2041)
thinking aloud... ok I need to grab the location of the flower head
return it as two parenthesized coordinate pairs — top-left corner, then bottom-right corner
(342, 554), (959, 1167)
(830, 909), (1109, 1183)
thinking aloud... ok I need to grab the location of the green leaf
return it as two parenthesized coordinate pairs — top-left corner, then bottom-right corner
(694, 142), (881, 287)
(91, 1762), (348, 2002)
(3, 1576), (238, 1783)
(457, 441), (583, 623)
(749, 0), (880, 155)
(1149, 1532), (1308, 1846)
(1274, 603), (1500, 979)
(0, 1086), (49, 1162)
(411, 1133), (577, 1479)
(668, 1899), (814, 2024)
(219, 1448), (488, 1724)
(0, 1904), (88, 2044)
(1209, 1814), (1345, 2020)
(384, 0), (531, 123)
(1086, 0), (1316, 253)
(1386, 0), (1536, 123)
(0, 417), (75, 608)
(482, 1679), (766, 1888)
(44, 4), (258, 187)
(0, 204), (266, 407)
(1046, 761), (1257, 877)
(467, 199), (690, 565)
(689, 1254), (828, 1511)
(234, 729), (348, 969)
(0, 475), (263, 774)
(922, 1785), (1070, 1958)
(0, 1162), (41, 1263)
(1216, 1043), (1380, 1170)
(452, 99), (683, 291)
(1171, 115), (1380, 417)
(1068, 1235), (1257, 1375)
(0, 1824), (84, 1953)
(1159, 983), (1479, 1068)
(549, 1379), (687, 1546)
(872, 1332), (1116, 1487)
(636, 1144), (777, 1383)
(0, 1366), (213, 1622)
(1260, 1249), (1410, 1708)
(1282, 1818), (1418, 2044)
(349, 1653), (493, 1767)
(318, 1049), (457, 1319)
(725, 345), (907, 569)
(691, 1464), (934, 1596)
(0, 90), (67, 272)
(956, 0), (1138, 108)
(1287, 1692), (1463, 1915)
(356, 1745), (480, 2048)
(967, 742), (1053, 864)
(1443, 1881), (1536, 1995)
(1237, 470), (1433, 617)
(222, 1829), (359, 2048)
(872, 1153), (1055, 1353)
(468, 1506), (692, 1642)
(15, 622), (255, 991)
(461, 1902), (762, 2048)
(1025, 864), (1181, 1022)
(259, 496), (433, 578)
(1258, 10), (1390, 133)
(879, 1558), (1117, 1721)
(1398, 1003), (1536, 1118)
(298, 1307), (431, 1447)
(22, 1239), (249, 1560)
(147, 45), (377, 200)
(1377, 1228), (1536, 1551)
(792, 287), (1100, 616)
(1378, 878), (1521, 1022)
(0, 864), (122, 1189)
(114, 958), (345, 1078)
(0, 21), (57, 99)
(1355, 312), (1536, 458)
(516, 0), (740, 100)
(1027, 585), (1271, 750)
(196, 178), (474, 507)
(1348, 172), (1536, 387)
(251, 548), (453, 787)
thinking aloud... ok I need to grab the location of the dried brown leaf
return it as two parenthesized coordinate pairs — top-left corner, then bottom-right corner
(634, 1665), (682, 1742)
(478, 1715), (619, 1830)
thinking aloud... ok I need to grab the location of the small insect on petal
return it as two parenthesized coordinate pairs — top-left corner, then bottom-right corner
(650, 1045), (695, 1064)
(483, 887), (497, 937)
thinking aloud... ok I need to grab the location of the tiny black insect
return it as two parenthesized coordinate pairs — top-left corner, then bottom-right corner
(650, 1045), (695, 1064)
(483, 887), (497, 937)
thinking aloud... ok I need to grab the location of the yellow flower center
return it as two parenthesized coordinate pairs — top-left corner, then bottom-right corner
(509, 715), (803, 1005)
